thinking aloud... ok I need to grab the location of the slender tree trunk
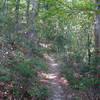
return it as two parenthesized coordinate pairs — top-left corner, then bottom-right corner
(31, 0), (37, 24)
(3, 0), (8, 16)
(14, 0), (20, 41)
(26, 0), (30, 24)
(88, 33), (91, 65)
(1, 0), (7, 16)
(15, 0), (20, 24)
(94, 0), (100, 92)
(95, 0), (100, 67)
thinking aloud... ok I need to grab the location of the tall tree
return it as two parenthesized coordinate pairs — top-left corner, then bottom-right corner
(26, 0), (30, 24)
(15, 0), (20, 24)
(95, 0), (100, 67)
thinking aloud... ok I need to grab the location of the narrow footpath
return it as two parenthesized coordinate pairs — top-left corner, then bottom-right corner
(47, 54), (65, 100)
(39, 53), (66, 100)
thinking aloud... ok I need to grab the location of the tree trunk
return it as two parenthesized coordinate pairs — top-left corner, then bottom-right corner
(94, 0), (100, 92)
(95, 0), (100, 67)
(3, 0), (8, 16)
(26, 0), (30, 24)
(31, 0), (37, 24)
(15, 0), (20, 24)
(88, 33), (91, 65)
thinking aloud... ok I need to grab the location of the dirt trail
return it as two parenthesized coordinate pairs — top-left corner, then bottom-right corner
(42, 54), (66, 100)
(48, 56), (65, 100)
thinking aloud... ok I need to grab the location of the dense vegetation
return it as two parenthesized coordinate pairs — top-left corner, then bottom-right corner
(0, 0), (100, 100)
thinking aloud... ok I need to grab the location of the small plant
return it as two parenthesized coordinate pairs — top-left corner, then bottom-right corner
(28, 85), (48, 100)
(0, 76), (11, 82)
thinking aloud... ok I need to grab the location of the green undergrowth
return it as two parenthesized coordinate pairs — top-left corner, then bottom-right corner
(64, 72), (100, 89)
(57, 53), (100, 90)
(0, 41), (48, 99)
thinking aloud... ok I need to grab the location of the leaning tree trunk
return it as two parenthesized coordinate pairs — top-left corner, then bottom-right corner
(95, 0), (100, 68)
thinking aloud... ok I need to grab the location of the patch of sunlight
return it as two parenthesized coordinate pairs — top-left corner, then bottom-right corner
(67, 0), (72, 2)
(38, 72), (57, 79)
(43, 53), (57, 64)
(38, 72), (69, 85)
(43, 53), (52, 61)
(38, 71), (47, 78)
(46, 74), (57, 79)
(39, 43), (51, 48)
(59, 77), (69, 85)
(51, 63), (58, 67)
